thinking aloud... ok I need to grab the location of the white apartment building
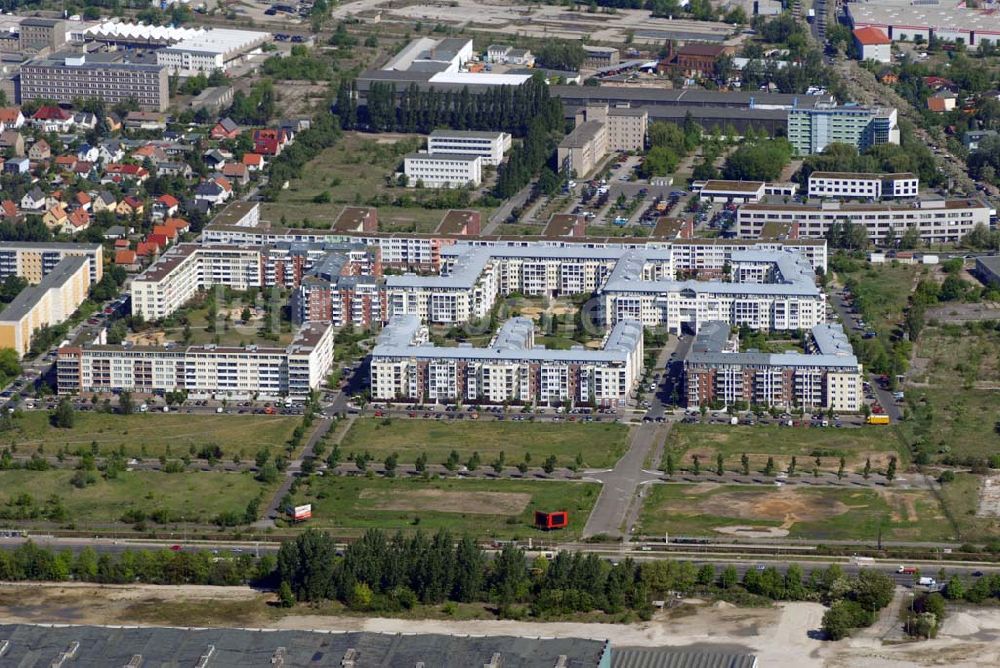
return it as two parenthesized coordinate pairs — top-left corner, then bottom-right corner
(602, 251), (825, 334)
(370, 315), (643, 407)
(403, 152), (482, 188)
(57, 322), (334, 400)
(131, 244), (262, 320)
(737, 198), (992, 245)
(385, 249), (499, 323)
(427, 130), (512, 166)
(807, 172), (918, 199)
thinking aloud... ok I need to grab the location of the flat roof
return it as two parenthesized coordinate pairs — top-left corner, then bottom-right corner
(848, 3), (1000, 37)
(159, 28), (269, 56)
(404, 151), (482, 163)
(0, 241), (100, 252)
(428, 71), (532, 86)
(550, 86), (835, 110)
(686, 321), (859, 369)
(700, 180), (765, 193)
(0, 256), (89, 323)
(429, 129), (507, 140)
(0, 623), (609, 667)
(809, 171), (916, 180)
(740, 198), (988, 213)
(374, 314), (642, 364)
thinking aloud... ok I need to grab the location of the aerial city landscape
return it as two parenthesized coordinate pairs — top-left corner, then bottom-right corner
(1, 0), (1000, 665)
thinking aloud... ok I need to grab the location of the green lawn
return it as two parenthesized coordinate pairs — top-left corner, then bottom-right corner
(664, 424), (902, 473)
(262, 132), (493, 232)
(0, 470), (269, 526)
(937, 473), (1000, 542)
(838, 262), (922, 337)
(901, 324), (1000, 462)
(637, 484), (955, 542)
(290, 475), (599, 540)
(4, 412), (301, 459)
(340, 418), (630, 469)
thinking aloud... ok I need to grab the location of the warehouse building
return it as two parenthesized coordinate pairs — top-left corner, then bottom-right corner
(155, 28), (270, 75)
(0, 624), (612, 668)
(684, 321), (863, 411)
(848, 2), (1000, 47)
(371, 314), (643, 407)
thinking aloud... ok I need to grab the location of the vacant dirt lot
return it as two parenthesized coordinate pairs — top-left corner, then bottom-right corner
(696, 488), (851, 527)
(978, 476), (1000, 518)
(358, 489), (531, 515)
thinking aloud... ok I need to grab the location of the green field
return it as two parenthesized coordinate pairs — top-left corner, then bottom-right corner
(637, 483), (954, 542)
(664, 423), (902, 473)
(902, 324), (1000, 462)
(0, 470), (269, 526)
(262, 132), (492, 232)
(290, 475), (599, 539)
(837, 262), (921, 336)
(3, 412), (301, 459)
(937, 473), (1000, 542)
(340, 418), (630, 469)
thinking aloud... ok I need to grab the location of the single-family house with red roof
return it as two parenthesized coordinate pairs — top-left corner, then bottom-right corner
(114, 249), (140, 271)
(242, 153), (265, 171)
(117, 195), (145, 217)
(210, 117), (240, 140)
(253, 128), (290, 156)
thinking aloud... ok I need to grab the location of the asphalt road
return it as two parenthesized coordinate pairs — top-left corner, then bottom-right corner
(582, 422), (667, 539)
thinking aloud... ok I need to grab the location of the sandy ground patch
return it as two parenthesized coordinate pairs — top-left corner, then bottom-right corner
(6, 583), (1000, 666)
(358, 488), (531, 515)
(878, 490), (920, 523)
(977, 476), (1000, 517)
(127, 330), (168, 346)
(714, 525), (790, 538)
(695, 488), (851, 525)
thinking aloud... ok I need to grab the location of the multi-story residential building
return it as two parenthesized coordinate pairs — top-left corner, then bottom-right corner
(0, 241), (103, 284)
(370, 315), (643, 407)
(203, 204), (831, 275)
(427, 130), (512, 166)
(0, 256), (92, 357)
(684, 321), (863, 411)
(19, 52), (169, 112)
(403, 152), (482, 188)
(131, 244), (262, 320)
(787, 104), (899, 155)
(737, 197), (991, 245)
(807, 171), (918, 199)
(289, 244), (385, 327)
(57, 322), (334, 400)
(601, 250), (825, 333)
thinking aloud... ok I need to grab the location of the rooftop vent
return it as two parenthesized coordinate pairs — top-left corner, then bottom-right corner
(484, 652), (504, 668)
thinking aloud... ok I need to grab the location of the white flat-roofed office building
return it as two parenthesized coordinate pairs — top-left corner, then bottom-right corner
(427, 130), (512, 166)
(370, 315), (643, 407)
(403, 152), (482, 188)
(807, 171), (918, 199)
(737, 198), (990, 245)
(57, 321), (334, 400)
